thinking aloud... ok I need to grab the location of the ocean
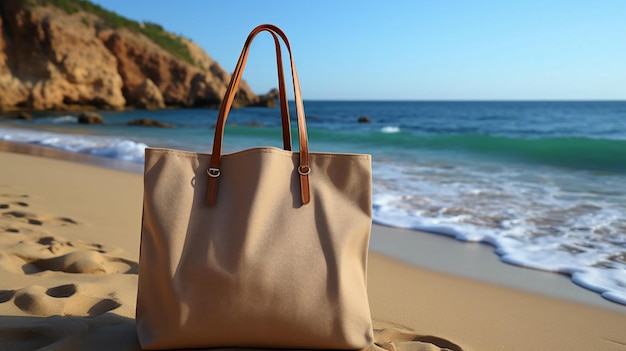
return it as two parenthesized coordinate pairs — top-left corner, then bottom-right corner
(1, 100), (625, 305)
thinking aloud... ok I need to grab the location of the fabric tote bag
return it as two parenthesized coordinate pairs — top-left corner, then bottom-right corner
(136, 24), (374, 350)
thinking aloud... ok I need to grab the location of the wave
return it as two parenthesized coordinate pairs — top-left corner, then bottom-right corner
(44, 115), (78, 124)
(406, 134), (626, 172)
(0, 127), (146, 163)
(4, 120), (623, 172)
(211, 126), (626, 172)
(372, 193), (626, 305)
(308, 130), (626, 172)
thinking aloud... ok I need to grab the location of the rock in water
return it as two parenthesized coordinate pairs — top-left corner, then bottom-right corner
(78, 112), (103, 124)
(127, 118), (174, 128)
(17, 112), (32, 120)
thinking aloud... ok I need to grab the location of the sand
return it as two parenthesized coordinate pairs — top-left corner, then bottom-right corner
(0, 144), (625, 351)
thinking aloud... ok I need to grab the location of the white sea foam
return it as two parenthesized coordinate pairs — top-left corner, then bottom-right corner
(0, 127), (146, 163)
(371, 157), (626, 305)
(381, 126), (400, 133)
(9, 115), (78, 125)
(49, 115), (78, 124)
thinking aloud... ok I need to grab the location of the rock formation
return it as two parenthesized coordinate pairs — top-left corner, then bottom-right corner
(131, 79), (165, 110)
(0, 0), (276, 111)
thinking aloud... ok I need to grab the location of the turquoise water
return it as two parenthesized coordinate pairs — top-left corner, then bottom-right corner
(1, 100), (625, 304)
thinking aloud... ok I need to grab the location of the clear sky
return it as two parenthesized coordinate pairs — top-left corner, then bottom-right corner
(92, 0), (625, 100)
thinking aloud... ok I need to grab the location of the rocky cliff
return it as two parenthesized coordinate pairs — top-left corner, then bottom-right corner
(0, 0), (276, 111)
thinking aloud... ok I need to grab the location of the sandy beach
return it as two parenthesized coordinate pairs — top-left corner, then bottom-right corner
(1, 143), (625, 351)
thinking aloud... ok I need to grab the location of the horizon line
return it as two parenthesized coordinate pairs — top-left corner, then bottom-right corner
(295, 99), (626, 102)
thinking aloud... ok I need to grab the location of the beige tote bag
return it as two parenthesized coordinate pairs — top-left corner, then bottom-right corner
(136, 24), (374, 350)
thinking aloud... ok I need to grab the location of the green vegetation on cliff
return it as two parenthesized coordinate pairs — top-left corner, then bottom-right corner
(29, 0), (196, 66)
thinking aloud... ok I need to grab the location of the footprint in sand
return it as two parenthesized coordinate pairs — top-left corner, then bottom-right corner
(0, 201), (28, 209)
(372, 321), (464, 351)
(0, 194), (30, 212)
(0, 233), (138, 275)
(1, 209), (78, 226)
(26, 248), (138, 275)
(0, 193), (29, 199)
(0, 195), (78, 227)
(0, 192), (137, 350)
(0, 284), (121, 317)
(0, 193), (137, 275)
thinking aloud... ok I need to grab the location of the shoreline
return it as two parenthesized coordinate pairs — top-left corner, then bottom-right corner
(0, 140), (144, 174)
(2, 140), (624, 313)
(371, 225), (626, 313)
(2, 142), (626, 350)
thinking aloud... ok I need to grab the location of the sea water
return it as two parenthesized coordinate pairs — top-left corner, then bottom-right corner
(1, 101), (625, 304)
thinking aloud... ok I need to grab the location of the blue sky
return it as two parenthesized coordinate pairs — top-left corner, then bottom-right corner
(92, 0), (625, 100)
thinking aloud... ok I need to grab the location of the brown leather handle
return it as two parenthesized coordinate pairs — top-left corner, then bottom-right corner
(270, 31), (293, 151)
(206, 24), (310, 206)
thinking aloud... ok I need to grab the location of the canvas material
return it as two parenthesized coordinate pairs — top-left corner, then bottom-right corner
(136, 147), (374, 349)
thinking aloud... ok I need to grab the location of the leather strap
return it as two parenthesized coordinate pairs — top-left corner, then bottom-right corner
(206, 24), (310, 206)
(271, 31), (293, 151)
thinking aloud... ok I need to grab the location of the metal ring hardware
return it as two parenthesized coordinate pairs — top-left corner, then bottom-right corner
(298, 165), (311, 175)
(207, 168), (221, 178)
